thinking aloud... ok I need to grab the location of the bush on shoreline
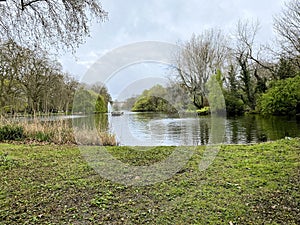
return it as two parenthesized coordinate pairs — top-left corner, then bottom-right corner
(0, 125), (24, 141)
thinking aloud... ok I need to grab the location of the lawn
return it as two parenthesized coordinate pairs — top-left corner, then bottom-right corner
(0, 139), (299, 224)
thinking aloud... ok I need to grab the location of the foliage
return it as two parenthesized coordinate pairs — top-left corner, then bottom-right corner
(32, 131), (52, 142)
(0, 0), (107, 52)
(125, 82), (192, 112)
(72, 87), (95, 114)
(90, 82), (112, 104)
(0, 125), (24, 141)
(131, 85), (177, 113)
(0, 139), (299, 224)
(275, 58), (299, 80)
(132, 96), (176, 113)
(165, 81), (192, 110)
(196, 106), (210, 115)
(95, 95), (107, 113)
(73, 84), (111, 114)
(0, 41), (114, 116)
(206, 72), (226, 114)
(121, 96), (138, 111)
(222, 66), (245, 115)
(223, 91), (245, 116)
(259, 75), (300, 115)
(233, 20), (270, 111)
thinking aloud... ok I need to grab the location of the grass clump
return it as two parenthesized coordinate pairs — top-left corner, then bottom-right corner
(99, 132), (118, 146)
(0, 152), (19, 169)
(31, 131), (52, 142)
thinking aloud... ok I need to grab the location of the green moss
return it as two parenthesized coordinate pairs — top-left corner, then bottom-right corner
(0, 139), (299, 224)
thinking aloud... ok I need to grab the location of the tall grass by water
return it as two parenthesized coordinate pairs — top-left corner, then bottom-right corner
(0, 115), (117, 146)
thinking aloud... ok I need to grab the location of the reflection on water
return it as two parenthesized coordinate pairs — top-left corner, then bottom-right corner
(73, 113), (300, 146)
(110, 113), (210, 146)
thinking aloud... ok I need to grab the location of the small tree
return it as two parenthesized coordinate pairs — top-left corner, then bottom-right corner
(95, 95), (107, 113)
(206, 71), (226, 114)
(72, 87), (94, 114)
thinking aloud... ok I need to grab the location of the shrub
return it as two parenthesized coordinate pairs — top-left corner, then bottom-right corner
(99, 132), (118, 146)
(258, 75), (300, 115)
(224, 91), (245, 116)
(0, 125), (24, 141)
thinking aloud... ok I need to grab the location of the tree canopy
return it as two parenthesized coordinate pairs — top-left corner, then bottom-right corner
(0, 0), (107, 51)
(131, 85), (177, 113)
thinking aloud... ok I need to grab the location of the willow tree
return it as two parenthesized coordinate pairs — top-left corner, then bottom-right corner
(0, 0), (107, 51)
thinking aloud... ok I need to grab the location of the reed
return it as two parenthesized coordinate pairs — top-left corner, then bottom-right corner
(0, 115), (117, 146)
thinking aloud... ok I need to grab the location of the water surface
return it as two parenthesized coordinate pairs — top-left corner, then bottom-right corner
(74, 112), (300, 146)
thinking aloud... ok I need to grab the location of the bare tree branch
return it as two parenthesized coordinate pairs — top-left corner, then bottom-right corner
(174, 29), (229, 109)
(274, 0), (300, 68)
(0, 0), (107, 52)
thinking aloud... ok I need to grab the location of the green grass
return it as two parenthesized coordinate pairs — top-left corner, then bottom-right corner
(0, 139), (299, 224)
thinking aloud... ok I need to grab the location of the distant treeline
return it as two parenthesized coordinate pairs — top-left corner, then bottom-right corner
(0, 41), (111, 115)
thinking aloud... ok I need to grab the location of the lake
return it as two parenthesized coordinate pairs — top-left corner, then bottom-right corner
(72, 112), (300, 146)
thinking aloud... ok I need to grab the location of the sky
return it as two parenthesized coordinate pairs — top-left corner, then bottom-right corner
(59, 0), (287, 100)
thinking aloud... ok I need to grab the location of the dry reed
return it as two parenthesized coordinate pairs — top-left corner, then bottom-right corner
(0, 115), (118, 146)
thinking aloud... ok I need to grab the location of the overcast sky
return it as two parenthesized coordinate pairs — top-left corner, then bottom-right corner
(59, 0), (287, 100)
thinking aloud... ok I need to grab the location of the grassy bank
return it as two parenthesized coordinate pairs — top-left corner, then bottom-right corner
(0, 139), (299, 224)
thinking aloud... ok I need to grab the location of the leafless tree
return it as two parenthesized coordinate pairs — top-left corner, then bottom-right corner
(0, 41), (26, 113)
(0, 41), (79, 114)
(234, 20), (271, 110)
(175, 29), (229, 109)
(274, 0), (300, 68)
(0, 0), (107, 51)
